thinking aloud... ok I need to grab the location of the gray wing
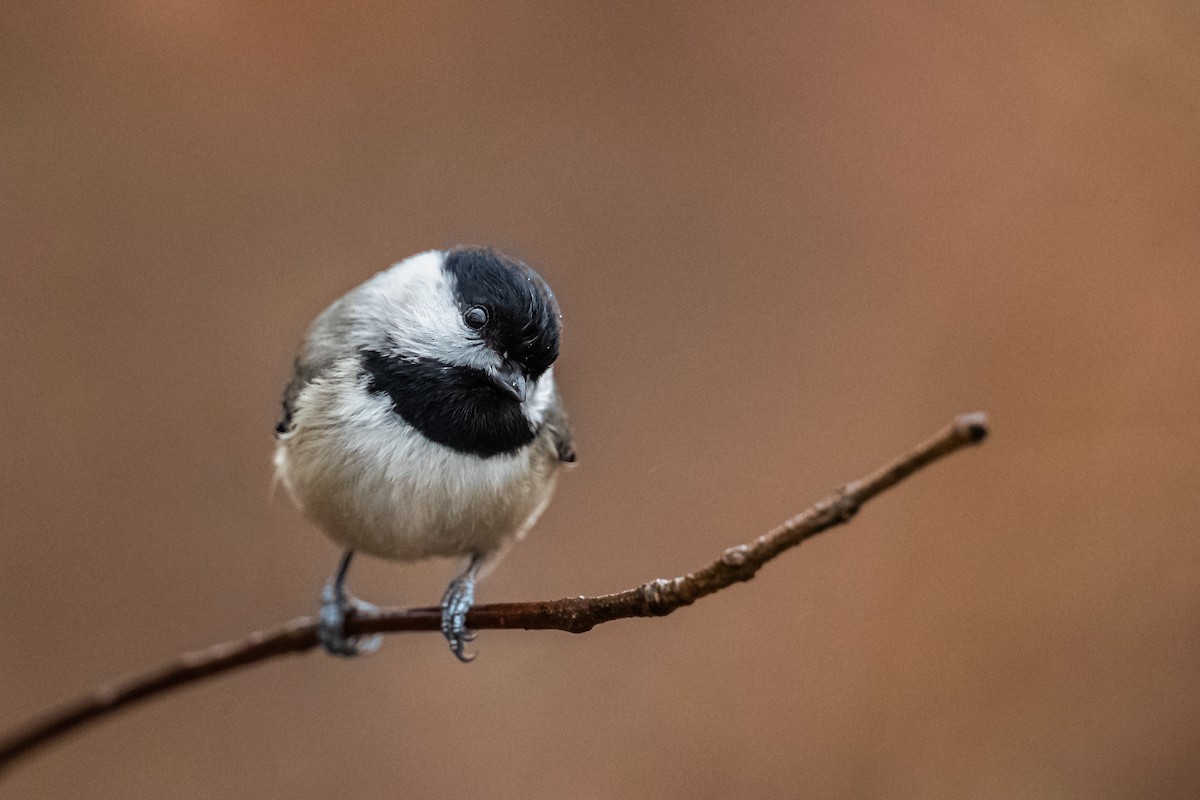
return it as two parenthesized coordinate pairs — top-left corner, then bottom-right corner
(275, 288), (368, 437)
(275, 357), (315, 435)
(542, 390), (576, 463)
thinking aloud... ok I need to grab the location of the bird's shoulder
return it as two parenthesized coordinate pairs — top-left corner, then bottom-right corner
(541, 391), (576, 463)
(276, 290), (368, 436)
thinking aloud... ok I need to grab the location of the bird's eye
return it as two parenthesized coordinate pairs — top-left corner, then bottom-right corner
(463, 306), (489, 330)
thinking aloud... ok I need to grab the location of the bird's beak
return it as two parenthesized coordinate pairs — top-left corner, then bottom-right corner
(489, 363), (528, 403)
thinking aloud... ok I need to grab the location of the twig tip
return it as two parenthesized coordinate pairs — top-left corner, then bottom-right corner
(955, 411), (989, 443)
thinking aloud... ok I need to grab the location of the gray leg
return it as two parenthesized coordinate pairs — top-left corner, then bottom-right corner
(318, 550), (382, 658)
(440, 553), (484, 663)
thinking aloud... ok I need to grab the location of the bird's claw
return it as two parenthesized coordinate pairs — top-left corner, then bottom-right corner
(440, 575), (477, 663)
(318, 583), (382, 658)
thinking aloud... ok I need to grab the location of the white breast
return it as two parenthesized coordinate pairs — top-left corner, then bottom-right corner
(275, 359), (560, 562)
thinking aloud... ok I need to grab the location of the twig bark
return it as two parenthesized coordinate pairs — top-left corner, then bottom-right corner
(0, 412), (988, 775)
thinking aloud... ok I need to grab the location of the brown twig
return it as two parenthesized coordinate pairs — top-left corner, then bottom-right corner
(0, 412), (988, 776)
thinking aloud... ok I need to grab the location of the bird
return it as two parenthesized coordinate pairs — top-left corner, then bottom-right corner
(273, 247), (575, 661)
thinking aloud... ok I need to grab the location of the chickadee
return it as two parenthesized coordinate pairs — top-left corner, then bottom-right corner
(274, 247), (575, 661)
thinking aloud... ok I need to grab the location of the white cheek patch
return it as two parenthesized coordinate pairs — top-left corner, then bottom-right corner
(356, 250), (500, 372)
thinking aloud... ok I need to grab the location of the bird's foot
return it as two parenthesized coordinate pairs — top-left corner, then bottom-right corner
(440, 573), (477, 663)
(318, 583), (382, 658)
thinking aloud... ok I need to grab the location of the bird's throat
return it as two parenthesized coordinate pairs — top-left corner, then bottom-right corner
(360, 350), (535, 457)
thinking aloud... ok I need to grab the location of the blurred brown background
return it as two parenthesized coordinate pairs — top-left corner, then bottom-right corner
(2, 2), (1199, 798)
